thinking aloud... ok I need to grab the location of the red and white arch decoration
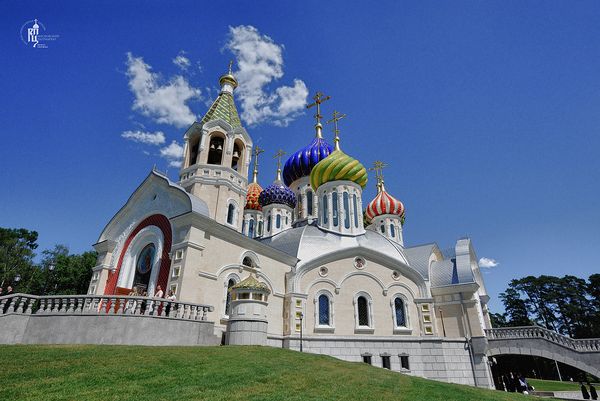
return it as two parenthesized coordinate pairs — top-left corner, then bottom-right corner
(104, 214), (172, 295)
(365, 190), (405, 223)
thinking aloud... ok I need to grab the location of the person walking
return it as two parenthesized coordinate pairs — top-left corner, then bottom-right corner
(581, 382), (591, 400)
(588, 382), (597, 400)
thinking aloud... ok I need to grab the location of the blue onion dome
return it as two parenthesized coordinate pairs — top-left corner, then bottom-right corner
(259, 180), (297, 209)
(282, 134), (333, 187)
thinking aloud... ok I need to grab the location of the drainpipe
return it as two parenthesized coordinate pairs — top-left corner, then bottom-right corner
(460, 293), (478, 387)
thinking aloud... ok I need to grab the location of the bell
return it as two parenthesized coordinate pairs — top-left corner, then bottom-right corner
(217, 144), (223, 151)
(233, 151), (239, 158)
(210, 143), (216, 150)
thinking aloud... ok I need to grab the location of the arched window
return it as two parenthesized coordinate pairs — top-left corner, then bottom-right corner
(231, 142), (242, 170)
(380, 224), (385, 234)
(307, 190), (314, 216)
(343, 192), (350, 229)
(189, 136), (200, 166)
(208, 136), (224, 165)
(227, 204), (235, 225)
(318, 294), (330, 325)
(394, 297), (407, 327)
(258, 221), (263, 236)
(248, 219), (255, 237)
(390, 224), (396, 238)
(242, 257), (253, 268)
(357, 296), (370, 327)
(276, 214), (281, 229)
(322, 195), (328, 224)
(267, 216), (271, 232)
(225, 278), (236, 316)
(241, 219), (246, 235)
(353, 194), (358, 228)
(332, 192), (339, 226)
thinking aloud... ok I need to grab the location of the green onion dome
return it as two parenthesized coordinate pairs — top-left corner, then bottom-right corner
(310, 149), (368, 190)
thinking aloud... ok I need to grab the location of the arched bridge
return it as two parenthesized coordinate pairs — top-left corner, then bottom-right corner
(485, 326), (600, 378)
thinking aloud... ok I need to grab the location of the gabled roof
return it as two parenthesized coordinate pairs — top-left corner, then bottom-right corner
(403, 243), (437, 281)
(200, 92), (242, 129)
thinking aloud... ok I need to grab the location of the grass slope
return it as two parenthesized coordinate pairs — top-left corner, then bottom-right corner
(527, 378), (596, 392)
(0, 345), (527, 401)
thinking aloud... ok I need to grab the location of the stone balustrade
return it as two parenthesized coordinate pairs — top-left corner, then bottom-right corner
(0, 293), (214, 321)
(485, 326), (600, 352)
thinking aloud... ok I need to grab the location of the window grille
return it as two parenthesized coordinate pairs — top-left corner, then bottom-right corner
(357, 296), (370, 326)
(394, 297), (406, 327)
(318, 294), (330, 325)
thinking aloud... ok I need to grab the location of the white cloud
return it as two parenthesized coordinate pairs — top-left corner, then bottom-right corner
(126, 52), (200, 128)
(173, 51), (191, 70)
(160, 140), (184, 167)
(479, 257), (499, 268)
(121, 130), (166, 146)
(225, 25), (308, 126)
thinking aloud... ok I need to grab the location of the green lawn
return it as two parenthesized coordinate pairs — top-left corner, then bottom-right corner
(0, 345), (528, 401)
(528, 378), (595, 392)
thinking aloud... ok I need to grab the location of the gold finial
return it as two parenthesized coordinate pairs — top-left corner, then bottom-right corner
(228, 60), (234, 75)
(326, 110), (347, 151)
(306, 91), (331, 138)
(369, 161), (388, 193)
(274, 149), (286, 181)
(252, 145), (265, 184)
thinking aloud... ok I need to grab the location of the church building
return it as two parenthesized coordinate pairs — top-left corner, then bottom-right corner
(89, 67), (495, 388)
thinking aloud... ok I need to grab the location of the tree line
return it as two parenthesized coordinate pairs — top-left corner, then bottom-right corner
(0, 227), (96, 295)
(491, 274), (600, 339)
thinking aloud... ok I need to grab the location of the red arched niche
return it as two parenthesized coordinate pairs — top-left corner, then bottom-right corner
(104, 214), (172, 295)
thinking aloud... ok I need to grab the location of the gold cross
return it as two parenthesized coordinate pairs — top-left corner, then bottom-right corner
(326, 110), (347, 150)
(369, 161), (388, 191)
(306, 92), (331, 126)
(251, 145), (265, 183)
(274, 149), (286, 171)
(228, 60), (234, 75)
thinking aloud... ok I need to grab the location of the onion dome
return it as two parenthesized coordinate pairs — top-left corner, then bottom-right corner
(282, 132), (333, 186)
(219, 60), (238, 89)
(259, 180), (296, 209)
(259, 153), (297, 209)
(310, 149), (368, 190)
(365, 181), (405, 223)
(232, 274), (270, 293)
(245, 147), (264, 211)
(245, 182), (263, 210)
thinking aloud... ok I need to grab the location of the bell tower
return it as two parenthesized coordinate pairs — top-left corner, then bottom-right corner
(178, 63), (252, 231)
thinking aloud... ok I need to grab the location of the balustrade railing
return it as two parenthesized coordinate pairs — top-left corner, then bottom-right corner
(0, 293), (214, 321)
(485, 326), (600, 352)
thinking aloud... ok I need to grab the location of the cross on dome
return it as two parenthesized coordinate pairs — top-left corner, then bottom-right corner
(369, 160), (388, 193)
(273, 149), (286, 181)
(251, 145), (265, 184)
(326, 110), (346, 151)
(306, 91), (331, 138)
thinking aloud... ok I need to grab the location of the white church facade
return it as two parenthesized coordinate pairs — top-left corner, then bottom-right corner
(88, 68), (495, 388)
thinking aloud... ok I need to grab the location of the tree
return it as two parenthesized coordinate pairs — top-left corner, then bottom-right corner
(499, 287), (531, 326)
(0, 228), (38, 288)
(41, 245), (96, 295)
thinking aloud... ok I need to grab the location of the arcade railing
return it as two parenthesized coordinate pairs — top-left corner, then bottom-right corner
(0, 293), (214, 321)
(485, 326), (600, 352)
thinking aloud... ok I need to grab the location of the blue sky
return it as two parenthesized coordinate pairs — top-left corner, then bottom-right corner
(1, 1), (599, 312)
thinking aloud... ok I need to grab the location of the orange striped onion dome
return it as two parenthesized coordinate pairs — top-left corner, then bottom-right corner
(245, 182), (263, 211)
(365, 187), (405, 223)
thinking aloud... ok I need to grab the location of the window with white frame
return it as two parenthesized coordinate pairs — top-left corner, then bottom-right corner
(224, 275), (239, 317)
(174, 249), (184, 261)
(391, 294), (410, 332)
(354, 292), (373, 330)
(314, 290), (334, 329)
(172, 266), (181, 278)
(226, 203), (236, 225)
